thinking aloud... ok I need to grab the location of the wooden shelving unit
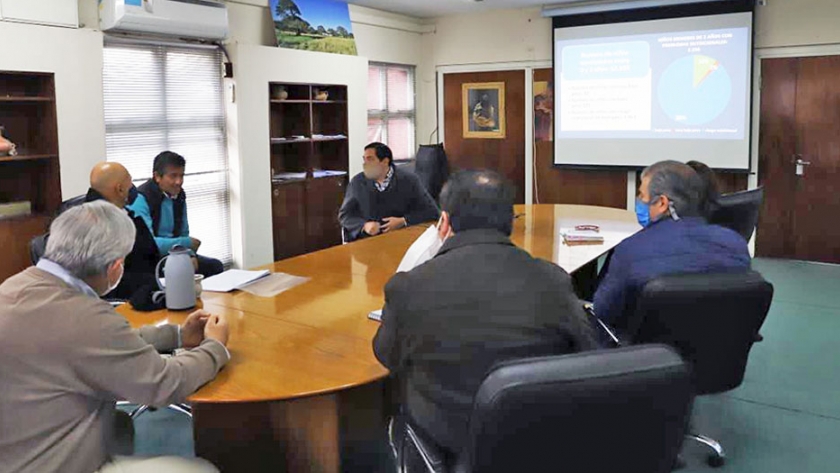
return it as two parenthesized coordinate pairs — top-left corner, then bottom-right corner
(0, 71), (61, 282)
(269, 82), (349, 261)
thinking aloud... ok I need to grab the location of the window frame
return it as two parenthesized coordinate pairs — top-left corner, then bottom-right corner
(367, 62), (417, 160)
(102, 40), (233, 266)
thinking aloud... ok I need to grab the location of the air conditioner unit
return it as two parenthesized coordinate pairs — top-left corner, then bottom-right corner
(99, 0), (229, 40)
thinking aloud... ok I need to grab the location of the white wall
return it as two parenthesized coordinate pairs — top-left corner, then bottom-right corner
(754, 0), (840, 49)
(0, 20), (105, 199)
(229, 44), (368, 268)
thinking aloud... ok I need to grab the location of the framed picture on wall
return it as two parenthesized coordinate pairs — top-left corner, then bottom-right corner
(462, 82), (506, 139)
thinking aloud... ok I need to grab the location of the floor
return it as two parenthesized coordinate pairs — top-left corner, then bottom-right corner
(128, 258), (840, 472)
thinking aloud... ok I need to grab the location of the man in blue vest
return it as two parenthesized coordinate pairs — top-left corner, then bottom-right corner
(129, 151), (224, 277)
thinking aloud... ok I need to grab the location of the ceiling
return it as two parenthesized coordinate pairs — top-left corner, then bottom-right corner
(341, 0), (551, 19)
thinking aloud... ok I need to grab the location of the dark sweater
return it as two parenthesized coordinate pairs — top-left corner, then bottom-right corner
(84, 189), (161, 299)
(339, 166), (440, 242)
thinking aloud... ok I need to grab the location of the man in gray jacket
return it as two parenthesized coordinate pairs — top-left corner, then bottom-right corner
(0, 201), (230, 473)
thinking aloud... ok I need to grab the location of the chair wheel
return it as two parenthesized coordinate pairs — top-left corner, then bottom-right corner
(707, 454), (725, 468)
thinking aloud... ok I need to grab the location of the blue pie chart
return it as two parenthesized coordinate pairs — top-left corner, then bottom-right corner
(658, 54), (732, 126)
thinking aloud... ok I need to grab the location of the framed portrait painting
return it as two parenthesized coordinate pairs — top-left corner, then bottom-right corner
(462, 82), (506, 139)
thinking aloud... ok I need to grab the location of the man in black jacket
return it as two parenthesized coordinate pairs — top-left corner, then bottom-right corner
(85, 162), (161, 299)
(339, 142), (439, 242)
(373, 169), (596, 457)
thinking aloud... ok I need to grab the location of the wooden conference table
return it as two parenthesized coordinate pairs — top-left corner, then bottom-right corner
(119, 204), (639, 472)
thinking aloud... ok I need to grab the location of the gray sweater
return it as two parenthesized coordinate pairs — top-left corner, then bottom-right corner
(339, 166), (440, 242)
(0, 268), (229, 473)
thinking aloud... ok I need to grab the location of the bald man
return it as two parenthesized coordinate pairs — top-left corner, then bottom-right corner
(80, 162), (162, 299)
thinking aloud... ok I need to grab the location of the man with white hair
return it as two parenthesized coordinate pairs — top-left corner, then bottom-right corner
(0, 201), (230, 473)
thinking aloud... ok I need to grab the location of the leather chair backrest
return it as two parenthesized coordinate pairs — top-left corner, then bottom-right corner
(29, 194), (85, 265)
(629, 271), (773, 395)
(57, 194), (86, 216)
(710, 187), (764, 241)
(414, 144), (449, 202)
(29, 234), (48, 265)
(464, 345), (693, 473)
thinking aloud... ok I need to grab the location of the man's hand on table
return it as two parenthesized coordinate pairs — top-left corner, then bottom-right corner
(364, 221), (382, 236)
(381, 217), (406, 233)
(181, 310), (229, 349)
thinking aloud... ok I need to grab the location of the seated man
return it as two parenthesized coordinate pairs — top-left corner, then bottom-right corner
(129, 151), (224, 277)
(339, 142), (439, 242)
(85, 162), (161, 300)
(373, 170), (596, 457)
(0, 201), (230, 473)
(593, 160), (751, 333)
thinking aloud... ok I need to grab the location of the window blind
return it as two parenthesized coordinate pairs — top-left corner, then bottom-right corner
(103, 42), (232, 265)
(367, 62), (416, 160)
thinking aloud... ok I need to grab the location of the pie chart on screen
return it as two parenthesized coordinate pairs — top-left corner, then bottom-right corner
(658, 54), (732, 126)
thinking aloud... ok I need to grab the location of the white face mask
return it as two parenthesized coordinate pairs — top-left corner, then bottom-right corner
(102, 261), (125, 296)
(395, 220), (448, 273)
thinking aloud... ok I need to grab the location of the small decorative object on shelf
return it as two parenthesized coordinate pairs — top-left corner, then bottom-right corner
(0, 201), (32, 219)
(0, 126), (18, 157)
(271, 85), (289, 100)
(314, 89), (329, 101)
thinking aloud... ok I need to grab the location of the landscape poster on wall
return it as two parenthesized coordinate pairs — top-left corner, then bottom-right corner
(271, 0), (358, 56)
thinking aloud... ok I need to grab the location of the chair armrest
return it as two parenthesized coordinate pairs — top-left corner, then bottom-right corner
(583, 303), (622, 347)
(406, 423), (450, 473)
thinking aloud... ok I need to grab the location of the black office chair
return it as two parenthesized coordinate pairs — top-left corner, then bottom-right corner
(603, 271), (774, 467)
(28, 194), (87, 265)
(414, 144), (449, 202)
(29, 234), (48, 265)
(57, 194), (87, 215)
(392, 345), (694, 473)
(710, 187), (764, 242)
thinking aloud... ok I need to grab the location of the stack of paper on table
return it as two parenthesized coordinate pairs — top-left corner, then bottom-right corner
(561, 229), (605, 245)
(202, 269), (270, 293)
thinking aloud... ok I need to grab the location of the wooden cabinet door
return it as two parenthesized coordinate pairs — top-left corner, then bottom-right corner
(0, 214), (49, 282)
(305, 176), (346, 253)
(272, 181), (307, 261)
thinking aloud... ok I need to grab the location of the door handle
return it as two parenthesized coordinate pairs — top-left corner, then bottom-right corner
(795, 158), (811, 176)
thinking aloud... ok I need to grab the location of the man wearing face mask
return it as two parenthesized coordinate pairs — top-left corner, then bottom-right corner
(339, 142), (440, 242)
(592, 160), (750, 334)
(373, 170), (596, 458)
(0, 201), (230, 473)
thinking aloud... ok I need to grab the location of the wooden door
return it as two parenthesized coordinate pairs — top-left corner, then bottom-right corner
(443, 71), (527, 204)
(757, 56), (840, 263)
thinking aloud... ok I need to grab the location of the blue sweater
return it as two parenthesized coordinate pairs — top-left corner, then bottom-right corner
(594, 217), (751, 330)
(128, 193), (191, 256)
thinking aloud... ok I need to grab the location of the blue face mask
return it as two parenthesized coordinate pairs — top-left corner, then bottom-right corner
(635, 198), (652, 228)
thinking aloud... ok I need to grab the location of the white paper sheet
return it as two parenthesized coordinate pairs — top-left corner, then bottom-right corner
(202, 269), (270, 293)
